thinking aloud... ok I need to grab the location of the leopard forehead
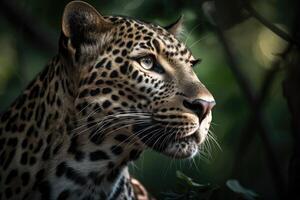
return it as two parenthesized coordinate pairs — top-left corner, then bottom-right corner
(103, 16), (194, 63)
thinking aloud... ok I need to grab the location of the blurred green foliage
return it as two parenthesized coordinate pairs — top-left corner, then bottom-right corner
(163, 171), (259, 199)
(0, 0), (296, 199)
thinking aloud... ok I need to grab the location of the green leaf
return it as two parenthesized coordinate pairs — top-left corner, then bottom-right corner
(226, 179), (259, 200)
(176, 171), (211, 189)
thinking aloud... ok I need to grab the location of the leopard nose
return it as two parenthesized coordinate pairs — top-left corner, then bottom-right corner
(183, 99), (216, 119)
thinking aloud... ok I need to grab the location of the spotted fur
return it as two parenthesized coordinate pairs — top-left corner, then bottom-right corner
(0, 1), (215, 200)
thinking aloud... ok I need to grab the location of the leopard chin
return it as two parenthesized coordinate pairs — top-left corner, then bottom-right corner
(163, 132), (200, 159)
(132, 122), (207, 159)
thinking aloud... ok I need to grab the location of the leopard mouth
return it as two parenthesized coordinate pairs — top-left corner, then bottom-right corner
(132, 122), (201, 159)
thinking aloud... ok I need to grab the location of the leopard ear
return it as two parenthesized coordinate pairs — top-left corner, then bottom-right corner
(61, 1), (114, 49)
(165, 15), (184, 38)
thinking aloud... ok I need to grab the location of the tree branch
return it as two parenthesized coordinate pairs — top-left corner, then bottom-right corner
(233, 43), (292, 175)
(214, 25), (286, 199)
(282, 10), (300, 197)
(242, 0), (300, 48)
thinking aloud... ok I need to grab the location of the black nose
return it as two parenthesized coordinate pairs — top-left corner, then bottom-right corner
(183, 99), (216, 119)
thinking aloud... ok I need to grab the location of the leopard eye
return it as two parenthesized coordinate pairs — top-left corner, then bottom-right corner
(139, 56), (154, 70)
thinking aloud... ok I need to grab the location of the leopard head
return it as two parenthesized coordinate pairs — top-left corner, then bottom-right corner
(61, 1), (215, 159)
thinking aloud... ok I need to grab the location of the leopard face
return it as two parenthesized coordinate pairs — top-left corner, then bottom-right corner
(63, 1), (215, 159)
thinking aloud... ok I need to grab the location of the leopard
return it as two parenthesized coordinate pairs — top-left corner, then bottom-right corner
(0, 1), (215, 200)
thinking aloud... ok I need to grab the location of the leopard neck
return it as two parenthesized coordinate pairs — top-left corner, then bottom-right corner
(49, 56), (141, 198)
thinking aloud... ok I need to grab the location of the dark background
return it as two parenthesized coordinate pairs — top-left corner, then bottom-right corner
(0, 0), (299, 199)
